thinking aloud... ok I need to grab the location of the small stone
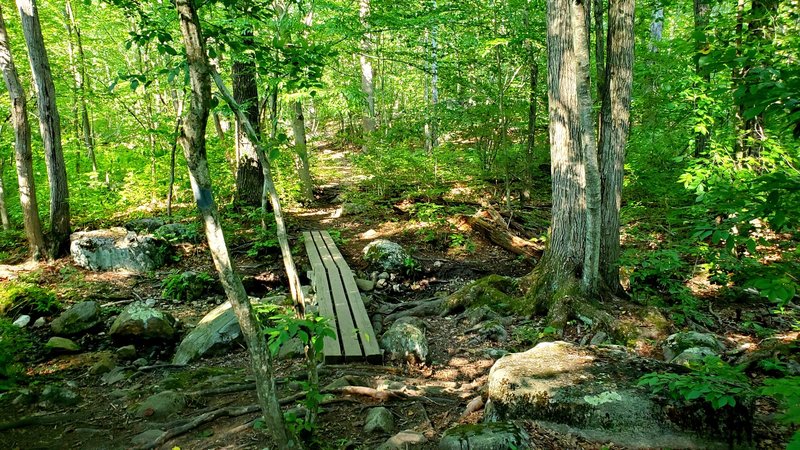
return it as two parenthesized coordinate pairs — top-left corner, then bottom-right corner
(51, 301), (102, 335)
(590, 331), (608, 346)
(12, 315), (31, 328)
(90, 354), (117, 376)
(356, 278), (375, 292)
(381, 320), (429, 364)
(433, 260), (443, 269)
(33, 317), (46, 328)
(116, 345), (137, 360)
(136, 391), (186, 420)
(378, 272), (390, 280)
(145, 298), (157, 307)
(132, 358), (149, 367)
(131, 429), (165, 446)
(376, 279), (388, 289)
(483, 348), (510, 359)
(479, 321), (508, 342)
(376, 430), (427, 450)
(45, 337), (80, 353)
(364, 407), (395, 434)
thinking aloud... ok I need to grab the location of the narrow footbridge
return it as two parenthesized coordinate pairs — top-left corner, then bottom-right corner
(303, 230), (382, 363)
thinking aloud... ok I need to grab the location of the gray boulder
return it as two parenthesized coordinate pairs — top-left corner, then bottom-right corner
(438, 422), (530, 450)
(486, 341), (732, 449)
(51, 301), (101, 335)
(45, 336), (80, 353)
(664, 331), (724, 362)
(363, 240), (411, 272)
(135, 391), (186, 420)
(154, 223), (201, 244)
(381, 319), (428, 364)
(70, 228), (170, 272)
(173, 302), (240, 364)
(364, 407), (395, 434)
(12, 315), (31, 328)
(109, 302), (176, 341)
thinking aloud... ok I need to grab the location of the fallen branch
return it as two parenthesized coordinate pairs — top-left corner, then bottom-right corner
(461, 214), (542, 258)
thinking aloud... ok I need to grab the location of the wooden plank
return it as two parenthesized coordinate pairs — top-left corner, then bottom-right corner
(319, 232), (382, 362)
(303, 232), (342, 362)
(310, 231), (363, 360)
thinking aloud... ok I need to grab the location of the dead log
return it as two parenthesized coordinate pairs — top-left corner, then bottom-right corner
(461, 215), (543, 258)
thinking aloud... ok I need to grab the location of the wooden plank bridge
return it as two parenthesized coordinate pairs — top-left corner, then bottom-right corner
(303, 230), (382, 363)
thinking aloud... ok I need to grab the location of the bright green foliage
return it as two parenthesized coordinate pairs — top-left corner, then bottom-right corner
(0, 282), (59, 317)
(0, 318), (31, 390)
(639, 356), (753, 410)
(161, 271), (215, 302)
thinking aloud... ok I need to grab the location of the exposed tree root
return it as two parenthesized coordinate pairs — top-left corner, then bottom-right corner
(133, 405), (261, 450)
(384, 298), (444, 322)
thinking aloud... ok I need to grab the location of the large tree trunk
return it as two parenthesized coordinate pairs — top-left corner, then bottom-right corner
(573, 0), (601, 296)
(232, 33), (264, 207)
(359, 0), (376, 149)
(16, 0), (71, 258)
(174, 1), (289, 446)
(292, 101), (314, 203)
(0, 6), (45, 259)
(599, 0), (635, 293)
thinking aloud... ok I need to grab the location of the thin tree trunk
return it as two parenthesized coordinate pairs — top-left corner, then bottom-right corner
(527, 60), (539, 183)
(232, 33), (264, 207)
(0, 157), (9, 230)
(16, 0), (70, 258)
(65, 0), (96, 172)
(594, 0), (605, 101)
(167, 97), (184, 218)
(174, 1), (289, 446)
(573, 0), (601, 295)
(693, 0), (711, 156)
(649, 2), (663, 52)
(599, 0), (634, 293)
(292, 101), (314, 202)
(359, 0), (376, 149)
(0, 5), (45, 259)
(429, 0), (439, 150)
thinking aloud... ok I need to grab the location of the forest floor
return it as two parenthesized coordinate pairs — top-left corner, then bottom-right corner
(0, 144), (796, 449)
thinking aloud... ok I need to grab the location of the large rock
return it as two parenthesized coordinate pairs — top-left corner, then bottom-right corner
(363, 240), (411, 272)
(70, 228), (170, 272)
(109, 302), (176, 341)
(381, 319), (428, 364)
(51, 301), (101, 335)
(172, 302), (242, 364)
(486, 341), (734, 449)
(438, 422), (530, 450)
(663, 331), (724, 362)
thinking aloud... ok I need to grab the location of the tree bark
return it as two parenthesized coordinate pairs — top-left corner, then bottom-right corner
(593, 0), (605, 101)
(65, 0), (96, 173)
(598, 0), (635, 293)
(292, 101), (314, 202)
(649, 2), (663, 52)
(16, 0), (71, 258)
(174, 1), (289, 446)
(0, 157), (9, 230)
(429, 0), (439, 150)
(573, 0), (601, 296)
(232, 33), (264, 207)
(0, 5), (46, 259)
(359, 0), (376, 149)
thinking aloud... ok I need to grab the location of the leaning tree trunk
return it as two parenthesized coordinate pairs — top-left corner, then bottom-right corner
(232, 33), (264, 207)
(0, 5), (45, 259)
(599, 0), (635, 294)
(174, 0), (289, 446)
(16, 0), (70, 258)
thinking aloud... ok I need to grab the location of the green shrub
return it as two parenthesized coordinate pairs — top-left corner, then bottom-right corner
(0, 281), (60, 317)
(161, 271), (215, 302)
(0, 318), (31, 390)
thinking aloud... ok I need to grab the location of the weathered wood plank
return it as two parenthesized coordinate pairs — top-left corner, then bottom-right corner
(319, 231), (382, 362)
(303, 232), (342, 362)
(310, 231), (362, 360)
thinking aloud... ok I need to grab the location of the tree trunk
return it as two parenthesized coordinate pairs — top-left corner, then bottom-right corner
(599, 0), (635, 293)
(292, 101), (314, 203)
(174, 1), (289, 446)
(526, 60), (539, 183)
(65, 0), (96, 173)
(167, 97), (184, 218)
(16, 0), (71, 259)
(0, 5), (46, 259)
(429, 0), (439, 150)
(693, 0), (711, 157)
(649, 2), (663, 52)
(593, 0), (605, 101)
(232, 34), (264, 207)
(0, 157), (9, 230)
(359, 0), (376, 149)
(573, 0), (601, 296)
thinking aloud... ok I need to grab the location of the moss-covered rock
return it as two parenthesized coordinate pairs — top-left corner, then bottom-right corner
(442, 275), (517, 315)
(438, 422), (530, 450)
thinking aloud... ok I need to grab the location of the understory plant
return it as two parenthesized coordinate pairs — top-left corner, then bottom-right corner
(161, 271), (215, 302)
(0, 318), (31, 390)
